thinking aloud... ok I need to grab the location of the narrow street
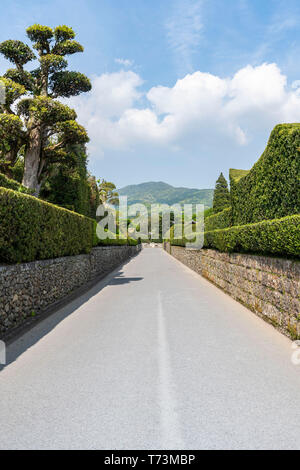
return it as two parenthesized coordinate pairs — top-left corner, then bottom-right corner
(0, 248), (299, 450)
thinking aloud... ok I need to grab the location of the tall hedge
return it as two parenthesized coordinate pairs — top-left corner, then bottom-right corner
(205, 207), (232, 231)
(0, 172), (31, 194)
(0, 188), (95, 263)
(171, 215), (300, 257)
(204, 215), (300, 257)
(230, 124), (300, 225)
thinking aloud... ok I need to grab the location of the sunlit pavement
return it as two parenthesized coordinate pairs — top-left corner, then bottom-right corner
(0, 248), (300, 450)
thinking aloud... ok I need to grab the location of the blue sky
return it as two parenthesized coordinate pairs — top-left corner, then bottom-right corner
(1, 0), (300, 189)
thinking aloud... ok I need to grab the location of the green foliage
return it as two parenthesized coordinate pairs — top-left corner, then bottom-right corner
(26, 24), (54, 45)
(230, 124), (300, 225)
(0, 187), (95, 263)
(40, 54), (68, 74)
(0, 172), (31, 193)
(40, 146), (96, 217)
(98, 179), (119, 205)
(17, 96), (76, 124)
(229, 169), (250, 183)
(9, 157), (25, 182)
(0, 40), (35, 66)
(95, 229), (139, 247)
(166, 223), (202, 246)
(204, 215), (300, 257)
(0, 114), (24, 148)
(41, 167), (89, 214)
(97, 236), (139, 247)
(204, 208), (214, 218)
(97, 237), (137, 247)
(54, 120), (89, 144)
(0, 77), (26, 107)
(205, 207), (232, 231)
(50, 71), (91, 97)
(54, 26), (76, 42)
(4, 68), (34, 91)
(87, 175), (100, 219)
(171, 215), (300, 257)
(212, 172), (230, 214)
(52, 40), (84, 56)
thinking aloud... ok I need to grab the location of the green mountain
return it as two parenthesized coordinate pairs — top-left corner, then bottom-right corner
(118, 182), (214, 208)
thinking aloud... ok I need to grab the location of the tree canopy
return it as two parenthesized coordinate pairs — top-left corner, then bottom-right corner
(98, 179), (120, 206)
(0, 24), (91, 192)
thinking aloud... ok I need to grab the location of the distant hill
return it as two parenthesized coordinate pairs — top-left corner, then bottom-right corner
(118, 182), (214, 208)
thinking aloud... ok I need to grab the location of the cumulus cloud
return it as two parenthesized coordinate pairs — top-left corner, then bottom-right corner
(69, 63), (300, 159)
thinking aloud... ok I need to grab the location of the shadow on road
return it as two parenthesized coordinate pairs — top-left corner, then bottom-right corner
(0, 253), (143, 371)
(108, 274), (143, 285)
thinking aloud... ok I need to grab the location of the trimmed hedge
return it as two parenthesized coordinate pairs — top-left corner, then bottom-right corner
(204, 215), (300, 257)
(230, 124), (300, 225)
(0, 188), (95, 263)
(205, 207), (232, 231)
(171, 215), (300, 257)
(0, 173), (32, 194)
(95, 229), (139, 247)
(97, 237), (139, 247)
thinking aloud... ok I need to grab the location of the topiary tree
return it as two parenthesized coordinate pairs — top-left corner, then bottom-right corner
(0, 24), (91, 193)
(213, 172), (230, 214)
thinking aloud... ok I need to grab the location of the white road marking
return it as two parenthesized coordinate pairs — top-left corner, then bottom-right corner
(157, 290), (185, 449)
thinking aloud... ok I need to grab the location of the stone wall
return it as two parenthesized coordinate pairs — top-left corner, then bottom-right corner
(167, 244), (300, 340)
(0, 245), (141, 337)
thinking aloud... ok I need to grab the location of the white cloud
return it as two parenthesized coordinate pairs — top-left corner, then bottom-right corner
(69, 63), (300, 159)
(165, 0), (204, 73)
(115, 58), (134, 68)
(71, 70), (143, 120)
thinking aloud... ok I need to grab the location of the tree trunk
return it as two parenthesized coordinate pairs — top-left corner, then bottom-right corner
(22, 126), (42, 191)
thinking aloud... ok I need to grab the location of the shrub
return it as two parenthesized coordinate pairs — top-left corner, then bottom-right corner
(204, 215), (300, 257)
(128, 238), (139, 246)
(0, 188), (95, 263)
(230, 124), (300, 225)
(205, 207), (232, 231)
(171, 215), (300, 257)
(169, 224), (204, 248)
(96, 229), (139, 247)
(0, 172), (31, 194)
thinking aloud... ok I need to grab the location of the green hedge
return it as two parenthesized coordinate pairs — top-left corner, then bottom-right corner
(205, 207), (232, 231)
(0, 173), (32, 194)
(0, 188), (95, 263)
(97, 237), (139, 246)
(171, 215), (300, 257)
(95, 229), (139, 247)
(204, 215), (300, 256)
(230, 124), (300, 225)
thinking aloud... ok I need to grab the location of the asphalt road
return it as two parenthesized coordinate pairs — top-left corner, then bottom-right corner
(0, 247), (300, 450)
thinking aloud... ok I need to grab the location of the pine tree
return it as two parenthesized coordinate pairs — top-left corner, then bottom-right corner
(0, 24), (91, 193)
(213, 172), (230, 213)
